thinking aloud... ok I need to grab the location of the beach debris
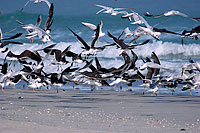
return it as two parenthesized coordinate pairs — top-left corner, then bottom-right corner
(18, 96), (24, 99)
(180, 128), (186, 131)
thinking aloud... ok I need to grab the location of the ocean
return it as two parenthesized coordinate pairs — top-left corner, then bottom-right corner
(0, 0), (200, 95)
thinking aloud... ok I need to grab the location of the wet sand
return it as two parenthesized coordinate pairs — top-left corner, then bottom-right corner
(0, 89), (200, 133)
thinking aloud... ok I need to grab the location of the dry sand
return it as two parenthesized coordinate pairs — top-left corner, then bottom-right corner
(0, 89), (200, 133)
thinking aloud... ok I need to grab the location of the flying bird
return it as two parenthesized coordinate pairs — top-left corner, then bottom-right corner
(144, 10), (200, 22)
(21, 0), (51, 11)
(81, 20), (105, 38)
(17, 3), (54, 43)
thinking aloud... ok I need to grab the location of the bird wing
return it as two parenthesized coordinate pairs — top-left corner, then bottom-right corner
(107, 32), (128, 49)
(20, 50), (42, 62)
(93, 4), (110, 10)
(91, 24), (100, 48)
(151, 52), (160, 65)
(0, 28), (2, 43)
(16, 20), (25, 26)
(176, 11), (190, 18)
(81, 22), (97, 31)
(20, 0), (31, 11)
(151, 52), (160, 76)
(113, 7), (126, 11)
(95, 57), (102, 70)
(36, 15), (42, 27)
(129, 50), (138, 69)
(35, 44), (56, 53)
(25, 31), (38, 38)
(137, 13), (152, 29)
(146, 67), (154, 80)
(124, 27), (132, 37)
(1, 33), (22, 41)
(0, 41), (23, 48)
(45, 3), (54, 31)
(99, 20), (103, 29)
(96, 9), (106, 15)
(67, 26), (90, 50)
(43, 0), (51, 8)
(153, 28), (181, 35)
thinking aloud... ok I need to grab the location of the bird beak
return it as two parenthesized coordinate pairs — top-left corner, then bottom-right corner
(119, 50), (126, 56)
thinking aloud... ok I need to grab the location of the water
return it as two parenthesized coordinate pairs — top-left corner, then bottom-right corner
(0, 0), (200, 95)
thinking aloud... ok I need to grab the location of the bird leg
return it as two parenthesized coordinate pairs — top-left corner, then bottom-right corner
(13, 86), (16, 90)
(112, 84), (116, 91)
(143, 87), (146, 95)
(97, 38), (100, 44)
(1, 88), (4, 93)
(29, 87), (35, 91)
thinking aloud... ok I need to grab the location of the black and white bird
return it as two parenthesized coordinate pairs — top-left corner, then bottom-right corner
(67, 24), (107, 55)
(181, 26), (200, 45)
(0, 28), (23, 53)
(81, 20), (105, 38)
(17, 3), (54, 43)
(93, 4), (128, 16)
(108, 32), (150, 51)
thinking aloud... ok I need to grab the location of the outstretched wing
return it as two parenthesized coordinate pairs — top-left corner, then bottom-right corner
(91, 24), (100, 48)
(108, 32), (128, 49)
(45, 3), (54, 31)
(81, 22), (97, 31)
(67, 26), (90, 50)
(0, 41), (23, 48)
(20, 0), (31, 11)
(1, 33), (22, 41)
(43, 0), (51, 8)
(36, 15), (42, 27)
(151, 52), (160, 76)
(0, 28), (2, 43)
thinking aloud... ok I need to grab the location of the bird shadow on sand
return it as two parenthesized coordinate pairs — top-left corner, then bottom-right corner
(55, 105), (96, 109)
(139, 96), (200, 104)
(60, 97), (111, 104)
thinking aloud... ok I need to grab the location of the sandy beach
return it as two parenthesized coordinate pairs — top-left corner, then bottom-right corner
(0, 89), (200, 133)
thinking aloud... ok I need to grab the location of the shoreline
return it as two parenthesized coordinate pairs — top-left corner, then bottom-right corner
(1, 89), (200, 132)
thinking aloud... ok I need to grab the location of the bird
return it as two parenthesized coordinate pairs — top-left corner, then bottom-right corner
(6, 50), (42, 63)
(0, 31), (23, 53)
(21, 0), (51, 11)
(139, 59), (167, 70)
(93, 4), (128, 16)
(81, 20), (105, 38)
(136, 26), (160, 40)
(122, 10), (150, 25)
(144, 10), (200, 22)
(123, 27), (145, 43)
(151, 52), (161, 76)
(108, 32), (150, 51)
(181, 26), (200, 45)
(67, 24), (108, 56)
(17, 3), (54, 43)
(147, 84), (160, 96)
